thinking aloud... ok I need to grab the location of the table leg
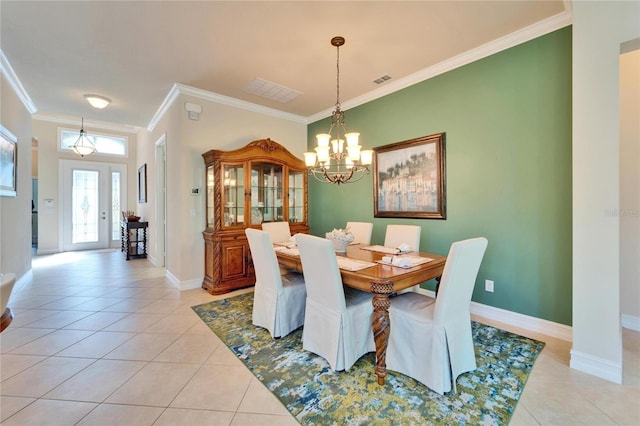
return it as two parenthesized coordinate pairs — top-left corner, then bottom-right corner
(371, 280), (393, 385)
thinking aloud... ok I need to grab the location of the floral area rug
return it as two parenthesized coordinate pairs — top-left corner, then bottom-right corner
(192, 292), (544, 425)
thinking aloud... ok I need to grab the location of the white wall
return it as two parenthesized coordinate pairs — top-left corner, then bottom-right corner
(620, 48), (640, 327)
(0, 73), (32, 278)
(572, 0), (640, 383)
(142, 90), (307, 288)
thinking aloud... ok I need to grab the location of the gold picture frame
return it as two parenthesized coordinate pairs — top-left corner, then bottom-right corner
(373, 133), (446, 219)
(0, 125), (18, 197)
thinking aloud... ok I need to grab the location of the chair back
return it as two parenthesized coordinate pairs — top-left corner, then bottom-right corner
(346, 222), (373, 245)
(384, 224), (421, 251)
(261, 221), (291, 244)
(295, 233), (346, 312)
(433, 238), (488, 324)
(245, 228), (283, 290)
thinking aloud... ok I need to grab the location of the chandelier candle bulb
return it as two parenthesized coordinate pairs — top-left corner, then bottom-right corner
(361, 150), (374, 165)
(304, 152), (317, 167)
(347, 145), (361, 161)
(331, 139), (344, 154)
(345, 133), (359, 147)
(316, 147), (330, 163)
(317, 134), (331, 148)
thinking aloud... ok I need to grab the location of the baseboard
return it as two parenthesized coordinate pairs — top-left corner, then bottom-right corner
(164, 269), (181, 290)
(570, 349), (622, 384)
(164, 269), (201, 291)
(415, 288), (573, 342)
(622, 314), (640, 331)
(180, 278), (203, 291)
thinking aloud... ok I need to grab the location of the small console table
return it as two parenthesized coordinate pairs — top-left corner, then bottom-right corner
(121, 221), (148, 260)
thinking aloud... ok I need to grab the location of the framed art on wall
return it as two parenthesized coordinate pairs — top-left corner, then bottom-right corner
(0, 125), (18, 197)
(138, 163), (147, 203)
(373, 133), (446, 219)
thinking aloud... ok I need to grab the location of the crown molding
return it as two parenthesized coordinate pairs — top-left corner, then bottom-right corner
(32, 112), (141, 134)
(308, 10), (573, 123)
(0, 49), (37, 114)
(147, 83), (307, 132)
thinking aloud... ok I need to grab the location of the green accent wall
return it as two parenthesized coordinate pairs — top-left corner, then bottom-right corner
(307, 27), (572, 325)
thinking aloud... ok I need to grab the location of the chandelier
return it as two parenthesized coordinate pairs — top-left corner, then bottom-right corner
(304, 36), (373, 185)
(71, 118), (97, 157)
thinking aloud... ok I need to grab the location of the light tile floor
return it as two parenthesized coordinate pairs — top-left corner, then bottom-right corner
(1, 250), (638, 425)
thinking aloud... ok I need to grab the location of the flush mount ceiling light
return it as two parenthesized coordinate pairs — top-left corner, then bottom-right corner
(84, 94), (111, 109)
(304, 36), (373, 185)
(71, 118), (96, 157)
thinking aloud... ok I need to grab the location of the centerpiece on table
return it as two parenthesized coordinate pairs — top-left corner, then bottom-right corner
(325, 227), (354, 253)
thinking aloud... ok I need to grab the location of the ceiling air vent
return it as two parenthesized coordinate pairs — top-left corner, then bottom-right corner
(373, 75), (392, 84)
(244, 78), (302, 103)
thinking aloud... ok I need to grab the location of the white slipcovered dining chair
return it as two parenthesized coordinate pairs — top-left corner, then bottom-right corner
(386, 237), (488, 394)
(261, 221), (292, 245)
(1, 273), (17, 333)
(384, 224), (421, 252)
(345, 221), (373, 245)
(295, 233), (375, 371)
(245, 228), (306, 338)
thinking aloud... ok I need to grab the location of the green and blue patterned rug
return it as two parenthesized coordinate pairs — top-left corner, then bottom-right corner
(192, 292), (544, 425)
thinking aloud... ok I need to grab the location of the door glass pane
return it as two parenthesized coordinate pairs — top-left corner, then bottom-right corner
(223, 165), (244, 227)
(111, 171), (121, 240)
(288, 170), (304, 223)
(207, 165), (215, 227)
(72, 170), (99, 243)
(252, 162), (282, 223)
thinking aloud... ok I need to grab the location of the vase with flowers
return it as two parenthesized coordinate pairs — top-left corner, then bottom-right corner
(325, 227), (354, 253)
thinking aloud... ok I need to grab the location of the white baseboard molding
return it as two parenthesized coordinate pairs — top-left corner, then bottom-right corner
(180, 278), (203, 291)
(164, 269), (181, 290)
(570, 349), (622, 384)
(166, 269), (201, 291)
(622, 314), (640, 331)
(415, 288), (573, 342)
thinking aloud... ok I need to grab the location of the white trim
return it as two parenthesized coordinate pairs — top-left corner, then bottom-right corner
(147, 84), (181, 132)
(163, 264), (201, 291)
(309, 10), (573, 123)
(147, 83), (308, 132)
(415, 287), (573, 342)
(0, 49), (37, 114)
(33, 114), (141, 134)
(570, 349), (623, 384)
(177, 84), (307, 123)
(164, 269), (181, 290)
(179, 278), (202, 291)
(622, 314), (640, 331)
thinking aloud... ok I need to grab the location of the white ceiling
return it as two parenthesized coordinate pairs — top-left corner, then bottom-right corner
(1, 1), (570, 129)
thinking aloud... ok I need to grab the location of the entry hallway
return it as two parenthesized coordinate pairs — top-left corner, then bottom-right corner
(1, 250), (638, 425)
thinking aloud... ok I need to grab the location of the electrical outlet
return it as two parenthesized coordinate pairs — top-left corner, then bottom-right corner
(485, 279), (494, 292)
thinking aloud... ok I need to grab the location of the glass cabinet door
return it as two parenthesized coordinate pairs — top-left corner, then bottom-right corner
(206, 165), (215, 227)
(250, 162), (283, 224)
(222, 164), (244, 227)
(288, 170), (305, 223)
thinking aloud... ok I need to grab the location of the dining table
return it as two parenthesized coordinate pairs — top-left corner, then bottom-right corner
(275, 243), (446, 385)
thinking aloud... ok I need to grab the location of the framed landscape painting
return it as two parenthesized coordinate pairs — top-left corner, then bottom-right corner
(373, 133), (446, 219)
(0, 125), (17, 197)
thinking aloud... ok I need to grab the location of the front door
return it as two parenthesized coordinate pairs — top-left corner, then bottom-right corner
(61, 160), (126, 251)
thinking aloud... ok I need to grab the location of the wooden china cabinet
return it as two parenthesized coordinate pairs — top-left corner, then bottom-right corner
(202, 138), (309, 295)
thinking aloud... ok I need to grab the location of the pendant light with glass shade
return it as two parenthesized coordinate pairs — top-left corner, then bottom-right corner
(71, 118), (97, 157)
(304, 36), (373, 185)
